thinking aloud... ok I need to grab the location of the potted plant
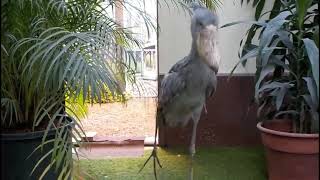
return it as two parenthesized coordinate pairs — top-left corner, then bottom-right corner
(222, 0), (319, 179)
(1, 0), (154, 179)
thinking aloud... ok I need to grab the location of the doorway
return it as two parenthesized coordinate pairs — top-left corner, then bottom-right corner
(80, 0), (158, 144)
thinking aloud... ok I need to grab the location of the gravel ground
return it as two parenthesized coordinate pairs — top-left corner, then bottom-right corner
(80, 98), (156, 138)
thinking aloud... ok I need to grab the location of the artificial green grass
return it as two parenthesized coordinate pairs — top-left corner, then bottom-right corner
(76, 147), (267, 180)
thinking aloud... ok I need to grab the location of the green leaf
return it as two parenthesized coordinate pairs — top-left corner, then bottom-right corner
(303, 38), (319, 98)
(269, 0), (282, 19)
(252, 0), (260, 7)
(30, 148), (54, 176)
(258, 11), (291, 54)
(276, 30), (294, 49)
(220, 21), (265, 29)
(268, 10), (291, 26)
(255, 65), (275, 99)
(255, 0), (265, 20)
(257, 82), (292, 95)
(246, 25), (259, 43)
(275, 86), (288, 110)
(261, 38), (280, 66)
(27, 139), (56, 160)
(302, 94), (319, 133)
(58, 161), (70, 180)
(302, 95), (314, 110)
(303, 77), (318, 108)
(1, 44), (8, 56)
(313, 26), (319, 48)
(274, 110), (299, 118)
(296, 0), (313, 29)
(55, 128), (69, 171)
(242, 25), (260, 65)
(311, 112), (319, 133)
(269, 55), (290, 70)
(39, 159), (57, 180)
(240, 44), (258, 66)
(259, 34), (276, 61)
(257, 100), (267, 118)
(229, 47), (259, 79)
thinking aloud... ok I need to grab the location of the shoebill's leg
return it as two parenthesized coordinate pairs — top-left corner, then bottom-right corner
(163, 119), (168, 148)
(190, 106), (202, 157)
(188, 106), (202, 180)
(203, 104), (208, 114)
(139, 115), (162, 180)
(188, 161), (194, 180)
(190, 118), (199, 158)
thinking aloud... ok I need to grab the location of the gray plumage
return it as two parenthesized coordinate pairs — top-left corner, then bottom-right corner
(157, 5), (220, 157)
(140, 4), (220, 180)
(158, 55), (217, 128)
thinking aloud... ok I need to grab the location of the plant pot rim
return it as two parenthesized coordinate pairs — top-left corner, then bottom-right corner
(1, 117), (75, 140)
(257, 121), (319, 138)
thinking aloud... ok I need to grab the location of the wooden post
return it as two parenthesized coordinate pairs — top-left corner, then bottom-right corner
(115, 0), (124, 26)
(114, 0), (126, 91)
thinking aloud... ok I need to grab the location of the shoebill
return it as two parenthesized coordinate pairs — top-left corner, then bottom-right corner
(140, 4), (220, 179)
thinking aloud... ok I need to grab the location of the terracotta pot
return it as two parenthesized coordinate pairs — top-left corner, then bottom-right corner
(257, 119), (319, 180)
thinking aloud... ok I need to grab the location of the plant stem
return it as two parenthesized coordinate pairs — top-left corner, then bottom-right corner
(295, 26), (304, 133)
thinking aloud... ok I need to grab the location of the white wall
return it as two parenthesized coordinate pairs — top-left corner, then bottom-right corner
(158, 0), (274, 74)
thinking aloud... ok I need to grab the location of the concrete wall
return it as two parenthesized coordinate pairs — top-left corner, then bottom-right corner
(158, 0), (274, 74)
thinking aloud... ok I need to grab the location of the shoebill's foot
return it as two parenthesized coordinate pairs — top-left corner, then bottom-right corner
(188, 144), (195, 180)
(139, 147), (162, 180)
(188, 160), (194, 180)
(189, 143), (196, 158)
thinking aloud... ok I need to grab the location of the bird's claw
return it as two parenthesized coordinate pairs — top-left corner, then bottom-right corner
(139, 148), (162, 180)
(151, 148), (163, 168)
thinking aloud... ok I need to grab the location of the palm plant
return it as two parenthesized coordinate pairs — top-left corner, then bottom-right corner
(1, 0), (152, 179)
(222, 0), (319, 133)
(1, 0), (222, 179)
